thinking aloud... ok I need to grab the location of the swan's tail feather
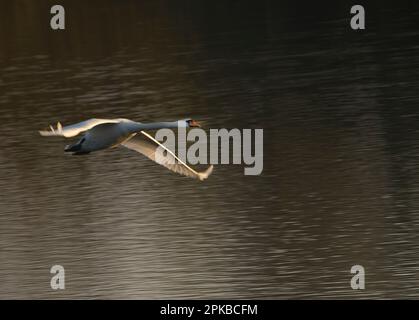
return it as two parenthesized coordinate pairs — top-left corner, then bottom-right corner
(39, 122), (64, 136)
(197, 165), (214, 181)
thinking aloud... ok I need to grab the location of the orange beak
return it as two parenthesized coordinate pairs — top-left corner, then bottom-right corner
(188, 120), (201, 128)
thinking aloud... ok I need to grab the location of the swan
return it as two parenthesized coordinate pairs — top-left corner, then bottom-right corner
(39, 118), (214, 181)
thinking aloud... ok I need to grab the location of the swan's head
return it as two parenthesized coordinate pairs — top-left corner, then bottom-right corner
(179, 119), (201, 128)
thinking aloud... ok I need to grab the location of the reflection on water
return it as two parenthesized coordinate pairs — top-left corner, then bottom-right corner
(1, 1), (419, 299)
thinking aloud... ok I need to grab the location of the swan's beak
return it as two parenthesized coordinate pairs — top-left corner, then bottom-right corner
(188, 120), (201, 128)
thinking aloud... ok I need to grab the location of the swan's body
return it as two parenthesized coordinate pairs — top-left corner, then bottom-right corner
(39, 118), (213, 181)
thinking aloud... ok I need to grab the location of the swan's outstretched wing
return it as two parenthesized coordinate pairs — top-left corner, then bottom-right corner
(39, 118), (120, 138)
(121, 131), (213, 181)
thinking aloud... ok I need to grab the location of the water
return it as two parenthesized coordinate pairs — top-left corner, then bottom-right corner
(1, 1), (419, 299)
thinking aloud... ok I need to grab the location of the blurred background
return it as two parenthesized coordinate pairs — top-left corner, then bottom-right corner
(1, 0), (419, 299)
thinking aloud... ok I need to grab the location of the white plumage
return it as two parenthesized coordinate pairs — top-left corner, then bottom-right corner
(39, 118), (213, 181)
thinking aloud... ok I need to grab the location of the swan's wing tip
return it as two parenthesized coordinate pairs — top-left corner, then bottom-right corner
(198, 165), (214, 181)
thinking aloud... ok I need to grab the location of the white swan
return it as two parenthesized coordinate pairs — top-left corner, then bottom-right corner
(39, 118), (213, 181)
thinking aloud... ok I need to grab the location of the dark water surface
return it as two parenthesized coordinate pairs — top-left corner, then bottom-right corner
(1, 1), (419, 298)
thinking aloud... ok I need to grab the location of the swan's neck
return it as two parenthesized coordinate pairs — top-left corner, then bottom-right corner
(128, 121), (181, 132)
